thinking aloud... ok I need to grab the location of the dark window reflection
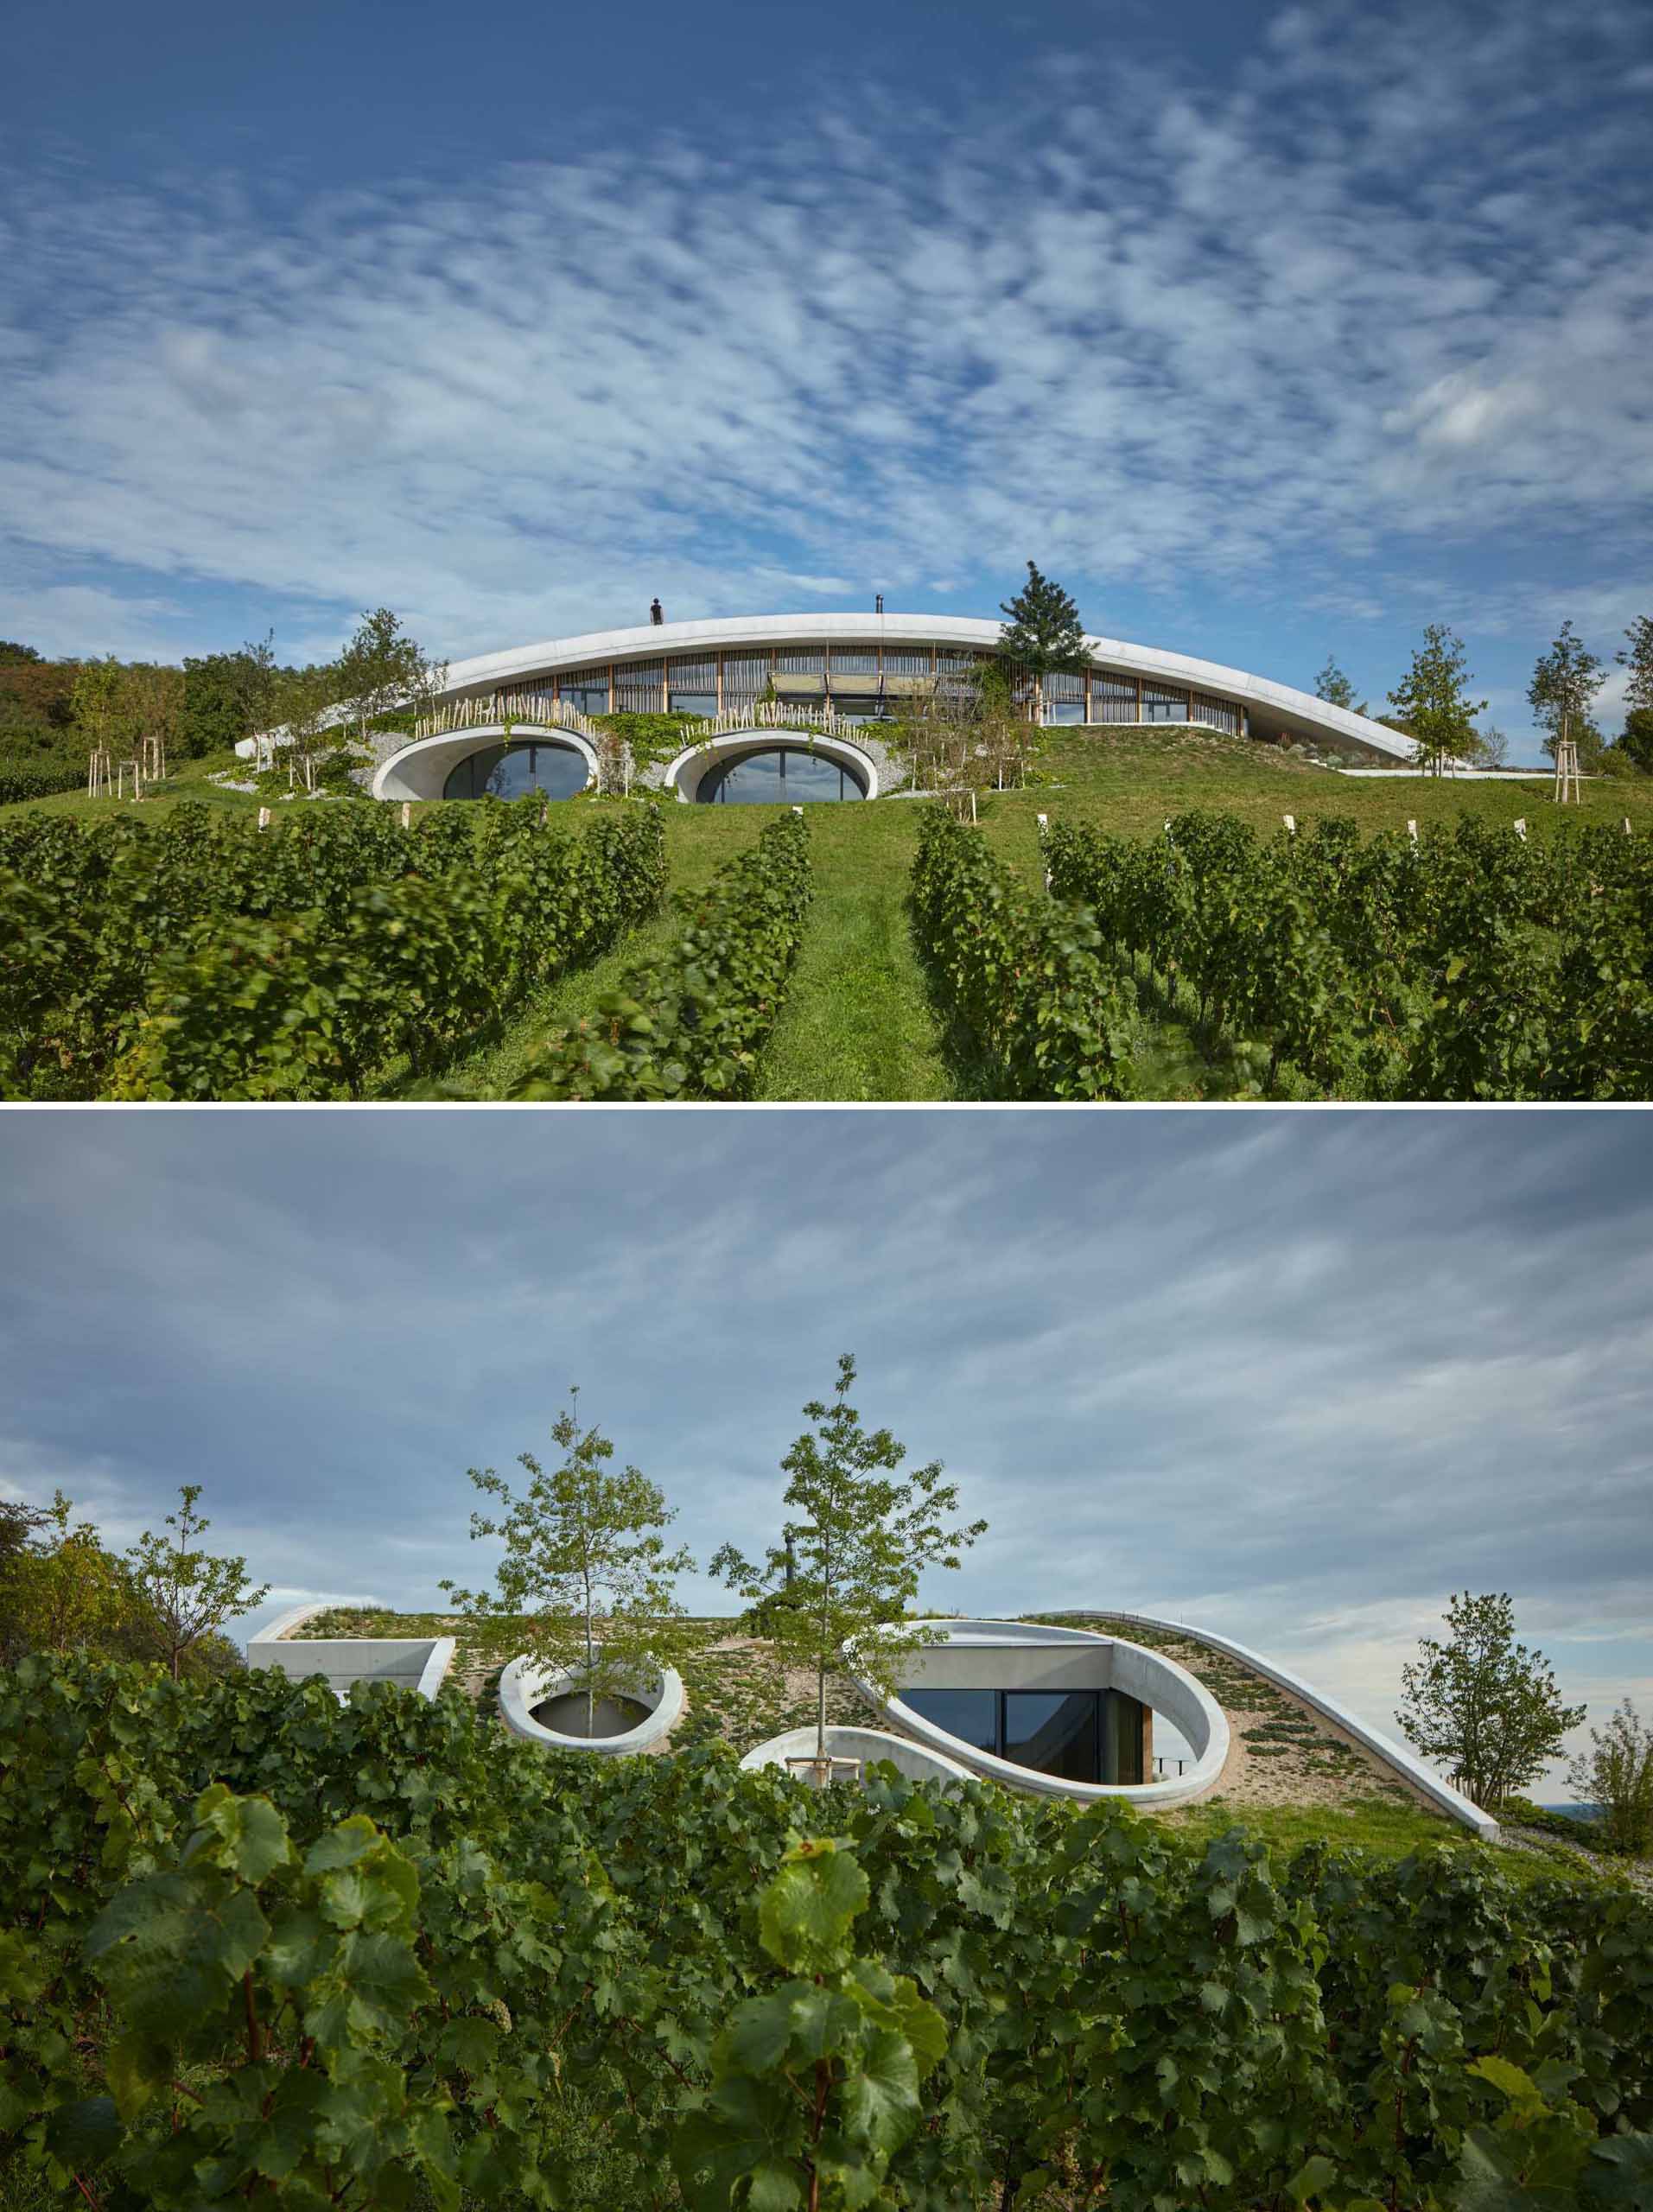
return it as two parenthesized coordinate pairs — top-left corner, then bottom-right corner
(902, 1688), (998, 1754)
(1004, 1692), (1100, 1783)
(696, 745), (865, 804)
(903, 1685), (1145, 1783)
(442, 741), (589, 802)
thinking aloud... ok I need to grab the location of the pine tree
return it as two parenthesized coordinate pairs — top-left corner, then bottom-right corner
(997, 563), (1089, 704)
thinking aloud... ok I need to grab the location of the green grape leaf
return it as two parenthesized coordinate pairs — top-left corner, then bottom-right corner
(759, 1840), (868, 1975)
(105, 2028), (171, 2121)
(188, 1786), (294, 1884)
(838, 2024), (923, 2157)
(43, 2094), (122, 2168)
(1286, 2153), (1339, 2205)
(1586, 2134), (1653, 2205)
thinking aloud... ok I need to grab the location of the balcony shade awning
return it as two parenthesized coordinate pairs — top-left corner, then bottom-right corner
(772, 674), (827, 699)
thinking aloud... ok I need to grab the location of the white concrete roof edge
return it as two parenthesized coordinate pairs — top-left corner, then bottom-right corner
(245, 1599), (334, 1648)
(847, 1617), (1230, 1811)
(436, 613), (1417, 764)
(416, 1639), (459, 1700)
(370, 722), (598, 802)
(245, 1600), (456, 1703)
(1074, 1611), (1498, 1840)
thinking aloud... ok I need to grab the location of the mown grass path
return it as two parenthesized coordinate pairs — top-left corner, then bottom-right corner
(755, 807), (950, 1101)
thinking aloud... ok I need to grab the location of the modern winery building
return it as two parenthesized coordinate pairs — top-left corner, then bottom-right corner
(359, 611), (1417, 804)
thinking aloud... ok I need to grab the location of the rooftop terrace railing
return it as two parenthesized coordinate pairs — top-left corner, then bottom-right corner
(408, 694), (602, 747)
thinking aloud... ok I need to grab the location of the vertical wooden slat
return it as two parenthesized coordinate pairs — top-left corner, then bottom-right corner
(1135, 675), (1142, 722)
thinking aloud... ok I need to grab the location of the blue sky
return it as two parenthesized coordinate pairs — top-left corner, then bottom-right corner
(3, 0), (1650, 758)
(0, 1108), (1647, 1789)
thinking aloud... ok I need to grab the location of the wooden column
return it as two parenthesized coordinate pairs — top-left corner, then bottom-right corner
(1135, 675), (1143, 721)
(1140, 1700), (1154, 1781)
(607, 663), (615, 713)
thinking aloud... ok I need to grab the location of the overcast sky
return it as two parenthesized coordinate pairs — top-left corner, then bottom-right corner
(3, 0), (1650, 754)
(1, 1107), (1646, 1789)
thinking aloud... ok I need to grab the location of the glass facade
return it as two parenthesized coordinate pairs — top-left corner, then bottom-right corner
(1142, 683), (1190, 722)
(903, 1688), (999, 1756)
(486, 645), (1249, 739)
(696, 745), (865, 804)
(442, 741), (589, 802)
(904, 1685), (1146, 1785)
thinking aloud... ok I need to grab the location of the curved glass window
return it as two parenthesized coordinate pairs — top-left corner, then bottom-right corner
(696, 745), (865, 804)
(442, 741), (589, 802)
(904, 1685), (1146, 1785)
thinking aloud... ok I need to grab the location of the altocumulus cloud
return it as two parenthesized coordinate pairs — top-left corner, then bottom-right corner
(1, 0), (1650, 672)
(0, 1108), (1647, 1785)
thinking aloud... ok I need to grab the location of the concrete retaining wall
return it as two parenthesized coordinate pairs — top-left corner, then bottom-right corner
(246, 1602), (455, 1702)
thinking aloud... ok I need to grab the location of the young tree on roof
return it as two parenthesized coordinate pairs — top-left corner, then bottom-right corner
(441, 1390), (700, 1738)
(1396, 1591), (1584, 1811)
(1567, 1698), (1653, 1853)
(1386, 625), (1485, 774)
(998, 563), (1088, 712)
(711, 1353), (986, 1773)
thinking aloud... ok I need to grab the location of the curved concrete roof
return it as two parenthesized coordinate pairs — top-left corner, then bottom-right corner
(437, 613), (1417, 764)
(739, 1725), (978, 1788)
(661, 727), (881, 802)
(851, 1618), (1230, 1810)
(371, 721), (596, 803)
(1073, 1611), (1498, 1838)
